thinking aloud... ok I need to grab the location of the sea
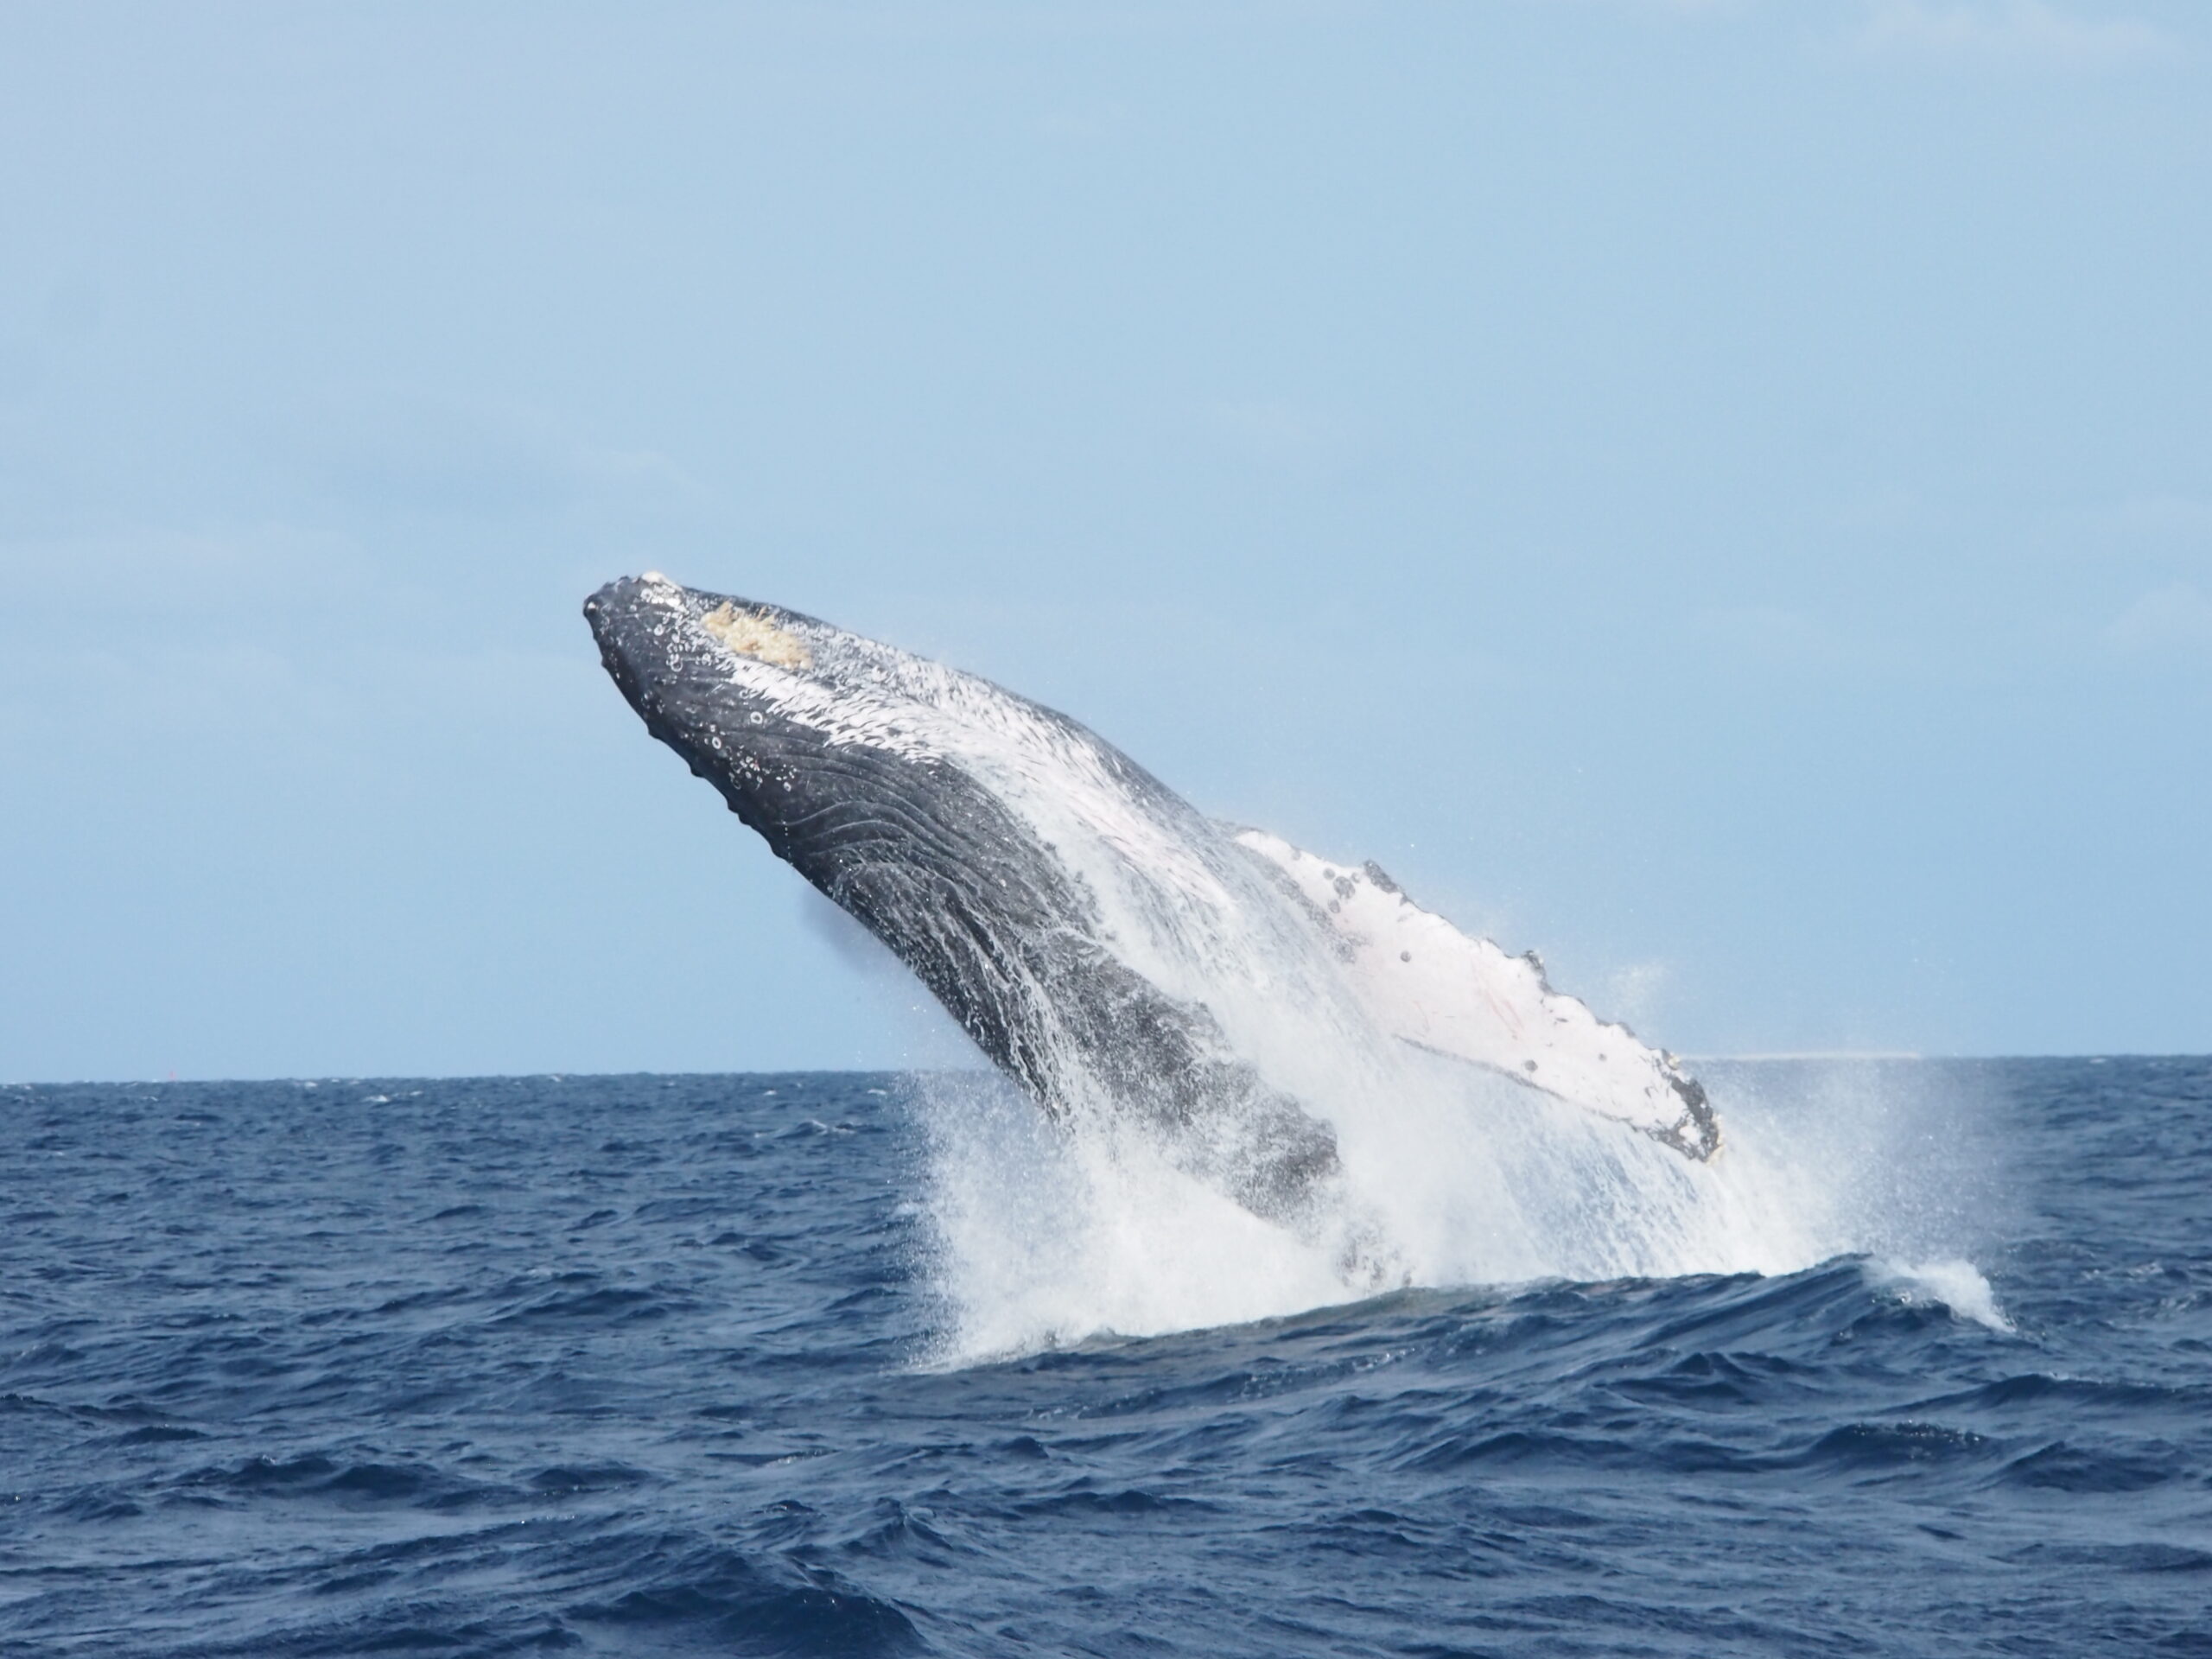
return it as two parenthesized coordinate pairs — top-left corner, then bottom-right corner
(3, 1057), (2208, 1656)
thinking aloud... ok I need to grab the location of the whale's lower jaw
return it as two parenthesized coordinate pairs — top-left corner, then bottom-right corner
(583, 575), (1349, 1225)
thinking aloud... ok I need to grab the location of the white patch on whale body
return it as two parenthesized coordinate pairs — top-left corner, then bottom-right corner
(1230, 829), (1716, 1159)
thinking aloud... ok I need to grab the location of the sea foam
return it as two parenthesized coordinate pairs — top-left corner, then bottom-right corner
(914, 1051), (1999, 1362)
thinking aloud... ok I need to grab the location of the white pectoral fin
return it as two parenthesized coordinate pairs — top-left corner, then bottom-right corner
(1230, 828), (1719, 1160)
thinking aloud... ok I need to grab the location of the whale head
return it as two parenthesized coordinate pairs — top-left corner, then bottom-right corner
(586, 569), (1071, 1069)
(581, 571), (1084, 957)
(582, 572), (1348, 1221)
(586, 572), (925, 858)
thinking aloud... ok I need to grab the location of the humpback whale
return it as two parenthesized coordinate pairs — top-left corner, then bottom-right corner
(585, 574), (1717, 1226)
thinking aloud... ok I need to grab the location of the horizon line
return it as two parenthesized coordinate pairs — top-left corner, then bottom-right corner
(9, 1052), (2209, 1089)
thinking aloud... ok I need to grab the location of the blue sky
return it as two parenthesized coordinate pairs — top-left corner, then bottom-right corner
(3, 0), (2207, 1079)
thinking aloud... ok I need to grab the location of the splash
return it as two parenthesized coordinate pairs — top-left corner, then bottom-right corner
(1870, 1258), (2014, 1333)
(912, 1052), (2003, 1363)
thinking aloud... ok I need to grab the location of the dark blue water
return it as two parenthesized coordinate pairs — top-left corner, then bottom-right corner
(3, 1059), (2208, 1656)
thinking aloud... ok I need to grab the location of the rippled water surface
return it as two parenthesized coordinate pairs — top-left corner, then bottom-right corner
(3, 1060), (2208, 1656)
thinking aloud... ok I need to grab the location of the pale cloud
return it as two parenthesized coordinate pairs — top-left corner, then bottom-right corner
(311, 391), (707, 522)
(1604, 959), (1675, 1033)
(1204, 399), (1357, 468)
(1694, 602), (1847, 668)
(0, 524), (368, 624)
(2113, 493), (2212, 541)
(1836, 485), (1933, 534)
(2102, 582), (2212, 658)
(0, 521), (592, 748)
(1039, 99), (1140, 143)
(1561, 0), (1758, 16)
(1859, 0), (2170, 63)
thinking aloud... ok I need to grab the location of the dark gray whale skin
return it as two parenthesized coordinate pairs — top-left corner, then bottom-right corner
(584, 575), (1339, 1221)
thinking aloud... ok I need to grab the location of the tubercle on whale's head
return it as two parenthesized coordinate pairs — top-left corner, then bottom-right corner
(584, 573), (817, 685)
(696, 599), (811, 669)
(581, 572), (855, 820)
(581, 572), (861, 734)
(581, 570), (979, 869)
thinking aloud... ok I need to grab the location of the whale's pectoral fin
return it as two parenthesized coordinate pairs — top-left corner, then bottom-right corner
(1225, 826), (1720, 1161)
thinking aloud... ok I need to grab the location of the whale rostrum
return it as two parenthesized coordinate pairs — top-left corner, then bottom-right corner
(585, 574), (1719, 1226)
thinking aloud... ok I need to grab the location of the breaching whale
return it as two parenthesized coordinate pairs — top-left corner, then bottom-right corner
(585, 574), (1717, 1227)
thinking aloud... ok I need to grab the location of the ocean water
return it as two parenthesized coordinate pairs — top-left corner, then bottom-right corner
(3, 1058), (2208, 1656)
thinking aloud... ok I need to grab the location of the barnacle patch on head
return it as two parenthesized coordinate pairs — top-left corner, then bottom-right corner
(701, 602), (812, 670)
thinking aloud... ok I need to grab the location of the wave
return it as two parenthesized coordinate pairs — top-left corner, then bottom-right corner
(914, 1060), (2006, 1361)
